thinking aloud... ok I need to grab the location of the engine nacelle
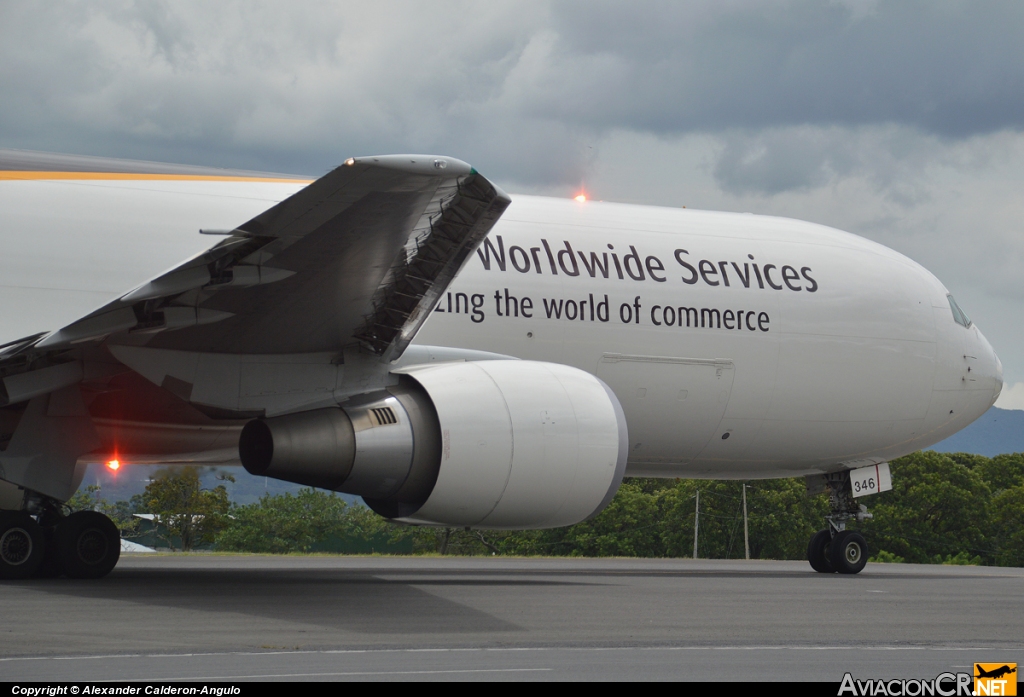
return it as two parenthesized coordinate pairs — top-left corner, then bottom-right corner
(238, 360), (628, 529)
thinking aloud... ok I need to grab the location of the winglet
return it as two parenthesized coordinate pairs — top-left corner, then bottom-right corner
(345, 155), (475, 178)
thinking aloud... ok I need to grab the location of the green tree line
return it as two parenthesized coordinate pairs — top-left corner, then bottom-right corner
(73, 450), (1024, 565)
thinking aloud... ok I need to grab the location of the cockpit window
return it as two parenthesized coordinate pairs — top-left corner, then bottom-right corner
(948, 294), (971, 328)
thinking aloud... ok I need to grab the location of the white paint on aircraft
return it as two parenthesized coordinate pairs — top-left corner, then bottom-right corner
(0, 177), (1002, 481)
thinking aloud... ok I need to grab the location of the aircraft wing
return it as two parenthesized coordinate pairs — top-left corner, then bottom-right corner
(31, 155), (510, 362)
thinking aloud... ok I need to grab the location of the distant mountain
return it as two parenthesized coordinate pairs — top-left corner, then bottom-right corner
(929, 406), (1024, 457)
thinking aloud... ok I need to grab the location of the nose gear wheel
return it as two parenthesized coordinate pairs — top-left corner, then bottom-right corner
(830, 530), (868, 574)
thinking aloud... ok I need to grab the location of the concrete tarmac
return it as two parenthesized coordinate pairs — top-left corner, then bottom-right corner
(1, 555), (1022, 682)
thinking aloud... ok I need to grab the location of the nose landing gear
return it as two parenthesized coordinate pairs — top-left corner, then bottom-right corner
(807, 471), (870, 575)
(0, 493), (121, 581)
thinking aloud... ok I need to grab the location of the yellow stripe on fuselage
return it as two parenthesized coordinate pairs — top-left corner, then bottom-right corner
(0, 171), (313, 183)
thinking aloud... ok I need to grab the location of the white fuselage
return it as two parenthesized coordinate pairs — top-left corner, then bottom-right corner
(0, 178), (1003, 479)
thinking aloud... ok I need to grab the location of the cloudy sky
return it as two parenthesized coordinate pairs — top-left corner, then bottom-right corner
(3, 0), (1023, 405)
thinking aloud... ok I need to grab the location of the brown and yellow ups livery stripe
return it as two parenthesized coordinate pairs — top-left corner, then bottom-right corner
(0, 148), (312, 183)
(0, 171), (311, 182)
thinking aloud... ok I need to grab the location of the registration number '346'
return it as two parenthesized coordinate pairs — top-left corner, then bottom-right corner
(849, 463), (893, 498)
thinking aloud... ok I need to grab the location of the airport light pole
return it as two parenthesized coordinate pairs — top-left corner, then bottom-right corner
(693, 489), (700, 559)
(743, 483), (750, 560)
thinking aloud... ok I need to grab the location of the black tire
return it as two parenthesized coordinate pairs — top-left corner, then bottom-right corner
(33, 526), (64, 578)
(807, 529), (834, 573)
(829, 530), (868, 575)
(55, 511), (121, 579)
(0, 511), (46, 580)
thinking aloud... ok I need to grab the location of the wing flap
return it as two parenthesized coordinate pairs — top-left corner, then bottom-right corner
(355, 172), (509, 358)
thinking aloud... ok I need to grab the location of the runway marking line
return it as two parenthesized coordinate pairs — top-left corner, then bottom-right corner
(131, 669), (553, 681)
(3, 645), (1023, 663)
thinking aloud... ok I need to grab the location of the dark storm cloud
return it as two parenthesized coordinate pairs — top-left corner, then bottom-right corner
(539, 0), (1024, 137)
(1, 0), (1022, 185)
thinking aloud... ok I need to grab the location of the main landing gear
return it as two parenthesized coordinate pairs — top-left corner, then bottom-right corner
(807, 471), (870, 575)
(0, 494), (120, 581)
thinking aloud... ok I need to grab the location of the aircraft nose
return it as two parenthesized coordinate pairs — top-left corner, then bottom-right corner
(973, 325), (1003, 407)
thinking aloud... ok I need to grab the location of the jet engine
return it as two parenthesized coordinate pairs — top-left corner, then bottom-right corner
(238, 360), (628, 529)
